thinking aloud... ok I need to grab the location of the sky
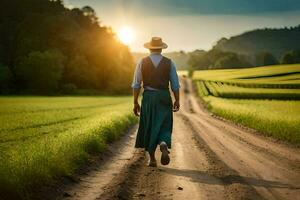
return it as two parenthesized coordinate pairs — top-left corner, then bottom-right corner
(66, 0), (300, 52)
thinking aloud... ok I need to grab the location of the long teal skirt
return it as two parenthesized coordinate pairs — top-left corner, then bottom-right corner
(135, 90), (173, 152)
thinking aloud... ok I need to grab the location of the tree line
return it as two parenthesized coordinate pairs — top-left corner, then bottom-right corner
(188, 25), (300, 71)
(188, 49), (300, 71)
(214, 25), (300, 59)
(0, 0), (134, 95)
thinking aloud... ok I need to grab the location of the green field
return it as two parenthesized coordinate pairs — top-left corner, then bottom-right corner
(0, 97), (136, 198)
(193, 64), (300, 143)
(193, 64), (300, 82)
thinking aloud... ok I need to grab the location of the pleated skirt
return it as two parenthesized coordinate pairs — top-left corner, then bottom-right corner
(135, 89), (173, 152)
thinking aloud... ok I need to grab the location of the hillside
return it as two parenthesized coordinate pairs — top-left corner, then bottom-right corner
(213, 25), (300, 59)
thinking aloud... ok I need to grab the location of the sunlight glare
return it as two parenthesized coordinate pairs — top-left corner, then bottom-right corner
(117, 26), (135, 45)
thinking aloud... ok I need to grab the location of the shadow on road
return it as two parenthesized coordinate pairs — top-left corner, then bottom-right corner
(160, 166), (299, 190)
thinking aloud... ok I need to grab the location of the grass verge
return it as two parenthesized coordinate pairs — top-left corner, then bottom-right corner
(203, 96), (300, 144)
(0, 97), (137, 199)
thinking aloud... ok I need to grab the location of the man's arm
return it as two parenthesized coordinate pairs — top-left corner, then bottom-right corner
(170, 61), (180, 112)
(132, 60), (142, 116)
(133, 89), (141, 116)
(172, 90), (180, 112)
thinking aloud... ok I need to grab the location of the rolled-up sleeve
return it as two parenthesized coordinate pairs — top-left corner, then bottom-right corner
(170, 61), (180, 91)
(131, 60), (142, 90)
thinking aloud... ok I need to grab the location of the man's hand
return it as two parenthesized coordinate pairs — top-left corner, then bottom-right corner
(173, 100), (180, 112)
(133, 102), (141, 116)
(133, 89), (141, 117)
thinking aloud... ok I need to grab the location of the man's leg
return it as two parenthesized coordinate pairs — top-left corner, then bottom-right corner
(148, 150), (157, 167)
(160, 141), (170, 165)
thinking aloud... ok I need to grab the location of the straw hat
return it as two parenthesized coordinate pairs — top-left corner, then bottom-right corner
(144, 37), (168, 49)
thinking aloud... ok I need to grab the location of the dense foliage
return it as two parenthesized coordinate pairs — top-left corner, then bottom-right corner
(281, 50), (300, 64)
(188, 49), (252, 70)
(0, 0), (134, 94)
(255, 52), (278, 66)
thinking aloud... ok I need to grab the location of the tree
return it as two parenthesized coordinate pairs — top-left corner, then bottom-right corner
(64, 54), (94, 89)
(188, 49), (252, 70)
(188, 50), (210, 70)
(81, 6), (98, 24)
(108, 46), (135, 93)
(281, 50), (300, 64)
(15, 50), (64, 93)
(0, 64), (13, 94)
(214, 54), (241, 69)
(0, 0), (135, 94)
(255, 52), (278, 66)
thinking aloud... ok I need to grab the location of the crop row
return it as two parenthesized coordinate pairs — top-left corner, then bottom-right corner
(202, 80), (300, 89)
(195, 81), (209, 97)
(192, 64), (300, 81)
(195, 80), (300, 100)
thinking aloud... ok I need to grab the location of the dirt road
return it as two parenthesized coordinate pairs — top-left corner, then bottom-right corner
(61, 77), (300, 200)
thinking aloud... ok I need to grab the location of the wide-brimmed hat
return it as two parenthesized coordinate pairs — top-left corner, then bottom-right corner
(144, 37), (168, 49)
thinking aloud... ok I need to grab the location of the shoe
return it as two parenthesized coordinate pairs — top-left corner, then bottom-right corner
(160, 142), (170, 165)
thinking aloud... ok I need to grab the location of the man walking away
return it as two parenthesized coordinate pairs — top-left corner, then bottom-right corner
(132, 37), (180, 167)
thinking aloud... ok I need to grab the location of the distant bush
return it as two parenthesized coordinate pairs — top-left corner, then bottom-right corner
(188, 50), (209, 70)
(188, 49), (252, 70)
(214, 53), (250, 69)
(281, 50), (300, 64)
(255, 52), (278, 66)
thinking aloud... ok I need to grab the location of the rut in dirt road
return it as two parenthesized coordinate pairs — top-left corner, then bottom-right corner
(62, 77), (300, 200)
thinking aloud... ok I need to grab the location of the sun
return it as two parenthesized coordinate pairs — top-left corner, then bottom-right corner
(117, 26), (135, 45)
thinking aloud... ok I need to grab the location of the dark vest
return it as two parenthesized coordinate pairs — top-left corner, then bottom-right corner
(141, 56), (171, 90)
